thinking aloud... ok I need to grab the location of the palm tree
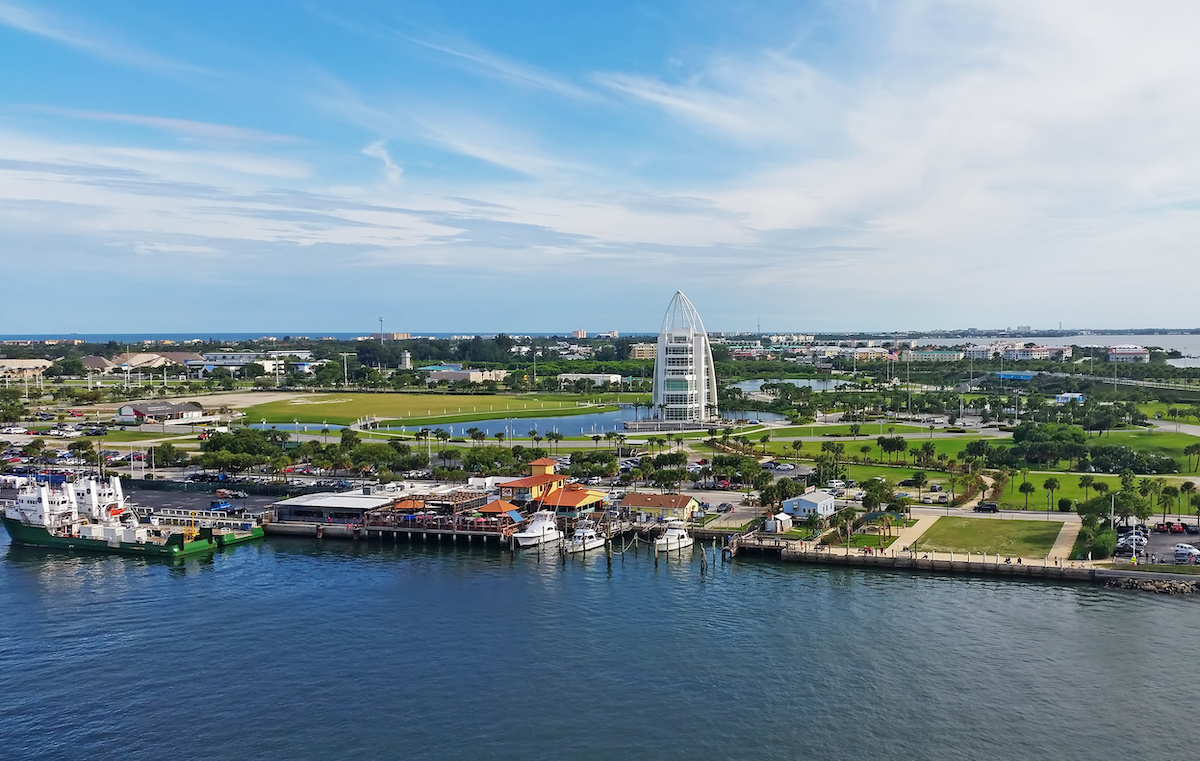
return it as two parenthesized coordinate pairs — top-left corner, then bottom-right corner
(849, 423), (861, 441)
(1182, 481), (1196, 517)
(1019, 480), (1036, 509)
(947, 475), (962, 503)
(494, 431), (506, 447)
(1043, 477), (1060, 511)
(592, 434), (602, 448)
(911, 471), (928, 500)
(791, 440), (804, 461)
(1078, 475), (1094, 502)
(759, 433), (771, 454)
(860, 444), (871, 464)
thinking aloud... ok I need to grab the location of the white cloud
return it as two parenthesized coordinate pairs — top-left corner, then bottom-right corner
(0, 0), (205, 74)
(22, 106), (302, 144)
(362, 140), (403, 184)
(402, 34), (598, 101)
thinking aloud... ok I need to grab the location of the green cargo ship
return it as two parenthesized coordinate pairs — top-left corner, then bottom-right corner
(2, 515), (218, 557)
(2, 477), (221, 559)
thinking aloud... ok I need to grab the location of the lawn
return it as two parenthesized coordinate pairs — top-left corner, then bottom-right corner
(828, 531), (900, 550)
(991, 473), (1127, 512)
(914, 517), (1063, 557)
(243, 393), (619, 426)
(769, 423), (929, 437)
(1100, 430), (1200, 465)
(765, 435), (996, 465)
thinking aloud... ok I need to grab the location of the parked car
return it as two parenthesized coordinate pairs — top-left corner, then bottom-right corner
(937, 494), (949, 504)
(1171, 523), (1186, 533)
(898, 478), (916, 487)
(929, 484), (942, 493)
(1186, 525), (1200, 535)
(921, 495), (933, 504)
(1154, 522), (1173, 533)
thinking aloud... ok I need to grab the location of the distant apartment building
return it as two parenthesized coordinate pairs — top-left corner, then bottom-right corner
(399, 350), (412, 370)
(1107, 345), (1150, 363)
(371, 332), (410, 341)
(901, 349), (965, 362)
(421, 364), (509, 383)
(571, 329), (587, 339)
(629, 343), (657, 360)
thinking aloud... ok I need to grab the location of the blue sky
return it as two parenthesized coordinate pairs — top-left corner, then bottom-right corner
(2, 0), (1198, 335)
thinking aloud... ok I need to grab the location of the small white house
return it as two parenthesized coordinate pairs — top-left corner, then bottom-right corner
(781, 490), (837, 520)
(764, 512), (793, 534)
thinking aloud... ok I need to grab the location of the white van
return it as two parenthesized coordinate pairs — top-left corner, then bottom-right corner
(827, 479), (846, 489)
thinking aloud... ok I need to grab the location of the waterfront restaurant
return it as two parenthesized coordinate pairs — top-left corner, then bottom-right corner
(537, 484), (606, 518)
(273, 490), (398, 524)
(498, 458), (567, 505)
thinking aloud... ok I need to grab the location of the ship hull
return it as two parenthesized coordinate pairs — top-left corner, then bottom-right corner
(2, 517), (217, 558)
(213, 526), (266, 548)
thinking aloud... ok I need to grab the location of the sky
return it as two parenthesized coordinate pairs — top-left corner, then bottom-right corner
(1, 0), (1198, 335)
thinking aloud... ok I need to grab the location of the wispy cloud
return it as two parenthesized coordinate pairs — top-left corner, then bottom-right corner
(22, 106), (301, 144)
(0, 0), (205, 74)
(361, 140), (403, 184)
(402, 34), (598, 101)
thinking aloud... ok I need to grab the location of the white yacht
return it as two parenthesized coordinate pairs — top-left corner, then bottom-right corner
(655, 520), (694, 553)
(565, 519), (605, 554)
(513, 510), (562, 548)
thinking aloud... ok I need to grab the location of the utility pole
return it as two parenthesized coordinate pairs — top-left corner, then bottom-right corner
(339, 353), (356, 388)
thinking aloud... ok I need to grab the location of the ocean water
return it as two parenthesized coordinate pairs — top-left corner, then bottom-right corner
(2, 531), (1200, 760)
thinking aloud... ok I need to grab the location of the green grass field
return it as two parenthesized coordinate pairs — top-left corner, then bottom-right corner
(243, 393), (620, 426)
(764, 435), (995, 465)
(915, 517), (1062, 556)
(769, 423), (929, 437)
(1100, 430), (1200, 464)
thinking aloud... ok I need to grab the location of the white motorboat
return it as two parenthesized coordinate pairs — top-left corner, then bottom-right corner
(655, 520), (694, 552)
(565, 519), (605, 553)
(513, 510), (562, 548)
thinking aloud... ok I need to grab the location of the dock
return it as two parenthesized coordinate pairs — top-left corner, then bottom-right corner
(264, 515), (640, 548)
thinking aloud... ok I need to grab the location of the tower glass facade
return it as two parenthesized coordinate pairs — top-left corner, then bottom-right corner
(652, 291), (718, 422)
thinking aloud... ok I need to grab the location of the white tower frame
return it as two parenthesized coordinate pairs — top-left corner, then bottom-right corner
(652, 291), (718, 422)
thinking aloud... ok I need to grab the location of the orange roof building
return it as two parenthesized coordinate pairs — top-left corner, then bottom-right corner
(538, 485), (606, 516)
(528, 458), (559, 476)
(499, 473), (567, 504)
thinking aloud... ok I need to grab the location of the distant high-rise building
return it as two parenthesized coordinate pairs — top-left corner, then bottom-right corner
(572, 329), (587, 339)
(399, 350), (412, 370)
(629, 343), (656, 360)
(652, 291), (718, 422)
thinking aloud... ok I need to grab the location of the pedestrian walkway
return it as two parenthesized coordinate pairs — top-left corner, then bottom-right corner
(889, 515), (939, 550)
(1048, 520), (1082, 562)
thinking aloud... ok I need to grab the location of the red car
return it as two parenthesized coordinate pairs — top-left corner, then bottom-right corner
(1154, 522), (1172, 533)
(1171, 523), (1186, 533)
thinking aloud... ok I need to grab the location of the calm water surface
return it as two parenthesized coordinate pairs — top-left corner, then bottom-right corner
(3, 531), (1200, 760)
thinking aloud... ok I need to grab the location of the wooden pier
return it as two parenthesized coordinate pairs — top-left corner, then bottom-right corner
(264, 516), (641, 548)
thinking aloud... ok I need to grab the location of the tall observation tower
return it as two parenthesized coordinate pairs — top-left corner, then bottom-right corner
(652, 291), (719, 423)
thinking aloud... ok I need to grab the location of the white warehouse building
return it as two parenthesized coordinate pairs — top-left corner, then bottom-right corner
(780, 490), (838, 520)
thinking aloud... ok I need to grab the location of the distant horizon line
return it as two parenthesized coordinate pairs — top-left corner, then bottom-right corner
(3, 327), (1200, 342)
